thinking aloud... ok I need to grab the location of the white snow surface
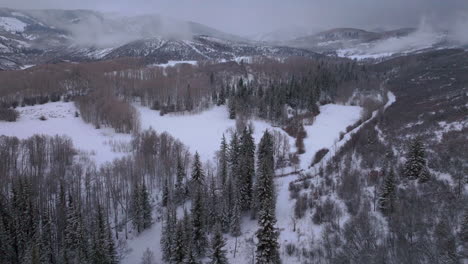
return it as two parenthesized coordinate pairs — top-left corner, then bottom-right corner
(152, 60), (198, 68)
(384, 91), (396, 109)
(298, 104), (362, 169)
(0, 102), (132, 165)
(0, 17), (27, 32)
(137, 105), (290, 164)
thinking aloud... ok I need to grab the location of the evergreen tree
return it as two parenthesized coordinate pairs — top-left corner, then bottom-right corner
(140, 183), (152, 230)
(64, 194), (87, 264)
(404, 138), (430, 181)
(38, 210), (55, 264)
(255, 131), (280, 264)
(175, 155), (186, 203)
(132, 182), (153, 232)
(185, 246), (200, 264)
(208, 176), (220, 227)
(171, 221), (186, 264)
(191, 152), (204, 190)
(182, 209), (192, 243)
(210, 225), (228, 264)
(255, 131), (276, 215)
(91, 205), (117, 264)
(255, 200), (280, 264)
(239, 127), (255, 211)
(418, 166), (431, 183)
(161, 206), (176, 262)
(218, 134), (229, 186)
(378, 170), (396, 214)
(132, 184), (143, 232)
(221, 177), (234, 233)
(230, 196), (241, 237)
(182, 209), (200, 264)
(191, 190), (208, 257)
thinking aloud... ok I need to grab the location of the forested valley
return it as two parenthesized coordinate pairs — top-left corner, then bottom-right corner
(0, 48), (467, 264)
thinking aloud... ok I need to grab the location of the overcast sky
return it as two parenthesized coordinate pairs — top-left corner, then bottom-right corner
(1, 0), (467, 35)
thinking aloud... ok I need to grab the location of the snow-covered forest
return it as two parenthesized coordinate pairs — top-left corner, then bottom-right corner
(0, 3), (467, 264)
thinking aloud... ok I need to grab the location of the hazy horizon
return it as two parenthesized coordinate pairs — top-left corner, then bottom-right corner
(1, 0), (468, 36)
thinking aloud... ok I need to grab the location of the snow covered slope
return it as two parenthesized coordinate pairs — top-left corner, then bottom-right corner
(0, 17), (27, 32)
(102, 35), (320, 64)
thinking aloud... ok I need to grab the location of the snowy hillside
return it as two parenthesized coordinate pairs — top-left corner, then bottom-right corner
(287, 26), (457, 61)
(0, 17), (27, 32)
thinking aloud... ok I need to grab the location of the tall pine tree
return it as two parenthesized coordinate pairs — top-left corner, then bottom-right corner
(218, 134), (229, 186)
(191, 190), (208, 258)
(171, 220), (187, 264)
(255, 131), (280, 264)
(255, 130), (276, 215)
(161, 206), (176, 262)
(191, 152), (205, 191)
(175, 155), (186, 204)
(239, 127), (255, 211)
(210, 225), (228, 264)
(378, 169), (396, 214)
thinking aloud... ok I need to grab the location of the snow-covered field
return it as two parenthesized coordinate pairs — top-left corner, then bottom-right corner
(0, 102), (132, 165)
(137, 105), (292, 163)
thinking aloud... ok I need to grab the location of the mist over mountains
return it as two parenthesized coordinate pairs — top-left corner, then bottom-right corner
(0, 7), (467, 70)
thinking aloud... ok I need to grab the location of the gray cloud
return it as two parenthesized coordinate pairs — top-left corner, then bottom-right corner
(1, 0), (467, 36)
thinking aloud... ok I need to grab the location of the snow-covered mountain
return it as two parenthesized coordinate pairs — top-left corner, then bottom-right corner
(0, 8), (321, 69)
(288, 27), (415, 52)
(1, 8), (464, 70)
(286, 27), (457, 60)
(100, 35), (320, 63)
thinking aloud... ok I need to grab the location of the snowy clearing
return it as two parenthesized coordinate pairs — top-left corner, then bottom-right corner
(137, 105), (291, 164)
(0, 102), (132, 165)
(298, 104), (362, 169)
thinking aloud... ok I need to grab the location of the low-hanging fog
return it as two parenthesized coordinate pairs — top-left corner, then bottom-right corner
(1, 0), (468, 48)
